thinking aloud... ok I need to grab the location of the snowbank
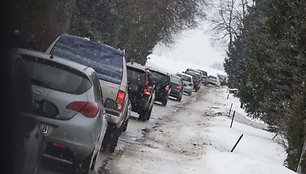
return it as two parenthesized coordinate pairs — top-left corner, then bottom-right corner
(202, 116), (294, 174)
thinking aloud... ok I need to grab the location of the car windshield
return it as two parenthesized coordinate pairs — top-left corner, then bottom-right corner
(50, 35), (123, 84)
(24, 55), (91, 94)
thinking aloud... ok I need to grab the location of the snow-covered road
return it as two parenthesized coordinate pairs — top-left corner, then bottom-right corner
(96, 86), (296, 174)
(40, 85), (296, 174)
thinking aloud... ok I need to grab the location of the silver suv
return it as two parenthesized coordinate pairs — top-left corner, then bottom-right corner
(46, 34), (131, 152)
(176, 72), (194, 96)
(11, 48), (113, 173)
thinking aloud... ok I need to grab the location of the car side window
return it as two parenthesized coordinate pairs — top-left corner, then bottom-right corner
(92, 72), (103, 104)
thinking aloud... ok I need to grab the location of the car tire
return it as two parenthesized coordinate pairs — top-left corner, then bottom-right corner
(188, 91), (192, 96)
(161, 97), (168, 106)
(146, 105), (153, 120)
(122, 118), (129, 132)
(72, 151), (93, 174)
(139, 109), (148, 121)
(196, 86), (200, 92)
(177, 93), (182, 102)
(102, 123), (120, 153)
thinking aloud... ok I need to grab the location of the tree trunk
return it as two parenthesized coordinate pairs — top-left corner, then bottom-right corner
(297, 121), (306, 173)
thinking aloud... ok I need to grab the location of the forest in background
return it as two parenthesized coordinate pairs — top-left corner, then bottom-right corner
(9, 0), (207, 64)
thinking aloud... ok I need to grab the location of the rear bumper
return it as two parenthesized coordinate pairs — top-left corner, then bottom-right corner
(170, 89), (182, 97)
(130, 98), (150, 113)
(183, 86), (193, 93)
(33, 113), (104, 159)
(155, 91), (168, 101)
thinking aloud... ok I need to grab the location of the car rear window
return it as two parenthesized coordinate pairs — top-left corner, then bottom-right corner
(177, 74), (191, 82)
(24, 56), (91, 95)
(185, 72), (200, 81)
(127, 68), (146, 86)
(150, 71), (170, 85)
(50, 34), (123, 84)
(209, 75), (217, 80)
(170, 76), (182, 85)
(202, 71), (207, 76)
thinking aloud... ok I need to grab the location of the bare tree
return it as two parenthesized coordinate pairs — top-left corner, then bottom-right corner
(208, 0), (253, 47)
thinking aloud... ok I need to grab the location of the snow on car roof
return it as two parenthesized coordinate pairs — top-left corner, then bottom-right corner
(127, 62), (147, 71)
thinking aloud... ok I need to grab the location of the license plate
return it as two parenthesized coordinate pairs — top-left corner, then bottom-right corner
(41, 124), (48, 134)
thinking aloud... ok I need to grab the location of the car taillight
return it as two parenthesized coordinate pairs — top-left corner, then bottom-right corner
(189, 83), (193, 86)
(52, 143), (66, 149)
(165, 85), (170, 91)
(67, 101), (99, 118)
(144, 80), (151, 95)
(175, 85), (182, 90)
(116, 90), (125, 112)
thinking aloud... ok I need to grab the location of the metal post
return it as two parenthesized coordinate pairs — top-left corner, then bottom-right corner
(230, 111), (236, 128)
(229, 103), (233, 117)
(231, 134), (244, 152)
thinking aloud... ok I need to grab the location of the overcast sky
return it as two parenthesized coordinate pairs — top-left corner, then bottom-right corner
(152, 21), (226, 68)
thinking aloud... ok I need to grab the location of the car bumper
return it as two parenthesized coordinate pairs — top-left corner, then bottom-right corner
(170, 89), (182, 97)
(183, 86), (193, 93)
(130, 98), (150, 113)
(30, 112), (104, 159)
(155, 91), (169, 101)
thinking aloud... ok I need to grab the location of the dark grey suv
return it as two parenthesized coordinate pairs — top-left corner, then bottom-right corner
(127, 62), (155, 121)
(148, 68), (171, 106)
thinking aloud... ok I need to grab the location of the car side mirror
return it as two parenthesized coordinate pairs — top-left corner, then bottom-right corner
(104, 98), (118, 110)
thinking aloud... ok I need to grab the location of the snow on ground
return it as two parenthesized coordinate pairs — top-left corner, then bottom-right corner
(202, 116), (292, 174)
(110, 86), (296, 174)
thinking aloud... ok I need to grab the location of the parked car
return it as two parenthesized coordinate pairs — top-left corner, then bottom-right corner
(208, 75), (221, 87)
(148, 68), (171, 106)
(217, 74), (228, 86)
(9, 50), (47, 174)
(176, 72), (194, 96)
(46, 34), (131, 152)
(127, 62), (155, 121)
(197, 69), (208, 85)
(184, 70), (202, 92)
(186, 68), (204, 82)
(14, 48), (111, 173)
(169, 75), (184, 101)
